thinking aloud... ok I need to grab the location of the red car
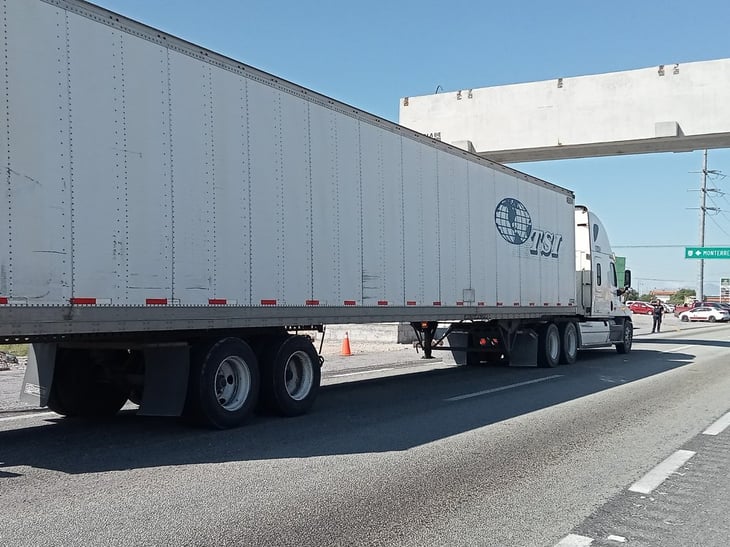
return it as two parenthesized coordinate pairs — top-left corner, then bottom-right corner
(628, 301), (655, 315)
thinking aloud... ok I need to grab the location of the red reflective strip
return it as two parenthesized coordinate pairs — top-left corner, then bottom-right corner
(71, 297), (96, 305)
(306, 300), (320, 306)
(529, 302), (535, 307)
(456, 301), (464, 306)
(513, 302), (519, 306)
(432, 301), (442, 306)
(208, 299), (227, 305)
(344, 300), (357, 306)
(496, 302), (503, 306)
(557, 303), (562, 306)
(544, 302), (550, 306)
(477, 301), (485, 306)
(260, 299), (277, 306)
(146, 298), (168, 305)
(377, 300), (388, 306)
(0, 297), (8, 304)
(406, 301), (417, 306)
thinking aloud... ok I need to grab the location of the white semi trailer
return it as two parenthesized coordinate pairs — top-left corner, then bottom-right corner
(0, 0), (633, 428)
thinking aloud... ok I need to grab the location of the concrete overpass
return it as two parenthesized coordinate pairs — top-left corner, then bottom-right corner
(398, 58), (730, 162)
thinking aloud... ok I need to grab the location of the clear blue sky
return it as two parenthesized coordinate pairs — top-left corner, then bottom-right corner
(94, 0), (730, 296)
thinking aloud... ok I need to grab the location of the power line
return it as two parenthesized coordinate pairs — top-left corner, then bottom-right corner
(613, 244), (692, 248)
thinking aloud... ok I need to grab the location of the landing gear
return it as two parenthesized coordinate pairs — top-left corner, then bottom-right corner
(411, 321), (438, 359)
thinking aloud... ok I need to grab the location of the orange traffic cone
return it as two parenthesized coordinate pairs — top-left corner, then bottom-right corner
(341, 332), (352, 356)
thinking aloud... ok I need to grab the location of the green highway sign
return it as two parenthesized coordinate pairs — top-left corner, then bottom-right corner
(685, 247), (730, 259)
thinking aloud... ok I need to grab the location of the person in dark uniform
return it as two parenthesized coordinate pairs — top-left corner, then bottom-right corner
(651, 301), (664, 333)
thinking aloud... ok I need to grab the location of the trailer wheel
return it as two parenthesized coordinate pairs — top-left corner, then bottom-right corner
(47, 349), (130, 417)
(185, 337), (259, 429)
(558, 322), (578, 365)
(615, 320), (633, 354)
(537, 323), (560, 368)
(260, 336), (321, 416)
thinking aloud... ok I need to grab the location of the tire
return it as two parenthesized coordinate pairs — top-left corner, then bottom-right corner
(558, 322), (578, 365)
(184, 337), (259, 429)
(681, 315), (689, 322)
(47, 349), (130, 417)
(615, 320), (633, 354)
(537, 323), (560, 368)
(259, 336), (321, 416)
(709, 316), (717, 322)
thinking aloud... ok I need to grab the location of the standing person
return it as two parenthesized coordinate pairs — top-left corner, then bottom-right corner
(651, 301), (664, 333)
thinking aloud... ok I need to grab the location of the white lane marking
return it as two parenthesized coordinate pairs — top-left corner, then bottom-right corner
(661, 344), (694, 353)
(554, 534), (594, 546)
(445, 374), (563, 402)
(703, 411), (730, 435)
(628, 449), (696, 494)
(330, 367), (395, 378)
(0, 411), (57, 423)
(607, 535), (627, 543)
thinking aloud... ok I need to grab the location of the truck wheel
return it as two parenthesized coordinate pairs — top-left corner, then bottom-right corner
(615, 320), (633, 354)
(558, 322), (578, 364)
(185, 337), (259, 429)
(47, 349), (130, 417)
(259, 336), (321, 416)
(537, 323), (560, 368)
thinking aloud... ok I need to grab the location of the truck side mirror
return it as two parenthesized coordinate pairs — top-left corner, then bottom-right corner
(624, 269), (632, 288)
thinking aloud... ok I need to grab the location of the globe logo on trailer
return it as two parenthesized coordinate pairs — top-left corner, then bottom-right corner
(494, 198), (532, 245)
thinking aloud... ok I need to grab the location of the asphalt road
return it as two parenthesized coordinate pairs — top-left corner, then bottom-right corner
(1, 316), (729, 546)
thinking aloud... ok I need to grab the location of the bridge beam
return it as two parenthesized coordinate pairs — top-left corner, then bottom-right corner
(399, 59), (730, 163)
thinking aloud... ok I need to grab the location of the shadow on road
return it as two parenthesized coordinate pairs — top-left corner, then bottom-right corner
(0, 344), (702, 476)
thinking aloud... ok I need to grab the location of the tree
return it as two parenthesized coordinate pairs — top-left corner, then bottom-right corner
(669, 288), (696, 305)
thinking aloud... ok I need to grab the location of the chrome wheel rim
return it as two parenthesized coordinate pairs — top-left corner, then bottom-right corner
(284, 350), (314, 401)
(547, 328), (560, 362)
(214, 356), (251, 411)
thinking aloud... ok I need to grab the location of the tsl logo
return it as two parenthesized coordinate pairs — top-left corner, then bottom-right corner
(494, 198), (563, 258)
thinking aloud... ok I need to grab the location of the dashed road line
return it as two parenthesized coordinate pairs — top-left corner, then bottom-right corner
(554, 533), (593, 546)
(661, 344), (694, 353)
(703, 410), (730, 435)
(445, 374), (563, 402)
(628, 449), (696, 494)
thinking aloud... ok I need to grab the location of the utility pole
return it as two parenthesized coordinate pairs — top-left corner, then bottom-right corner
(697, 150), (708, 302)
(696, 150), (723, 302)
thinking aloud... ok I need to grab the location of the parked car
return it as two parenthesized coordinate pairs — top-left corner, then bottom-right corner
(662, 303), (675, 313)
(629, 301), (655, 315)
(678, 306), (730, 323)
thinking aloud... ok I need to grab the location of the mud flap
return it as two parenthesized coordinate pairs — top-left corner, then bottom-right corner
(20, 343), (56, 407)
(137, 345), (190, 416)
(507, 329), (538, 367)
